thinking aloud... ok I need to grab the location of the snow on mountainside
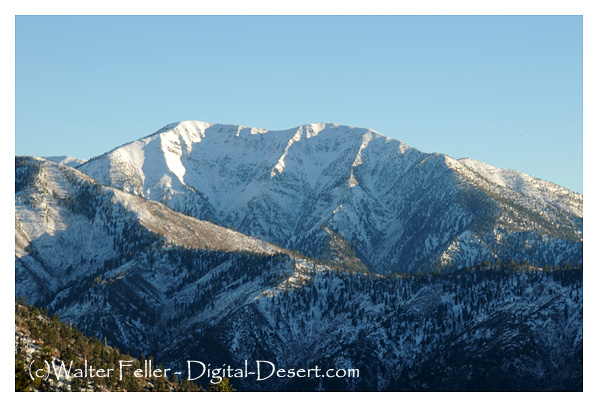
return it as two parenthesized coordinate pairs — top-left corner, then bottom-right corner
(457, 157), (582, 218)
(14, 156), (583, 391)
(15, 157), (287, 303)
(16, 157), (282, 257)
(44, 156), (87, 168)
(79, 121), (582, 274)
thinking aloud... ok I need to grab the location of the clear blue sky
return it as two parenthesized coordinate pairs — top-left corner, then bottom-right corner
(15, 15), (582, 193)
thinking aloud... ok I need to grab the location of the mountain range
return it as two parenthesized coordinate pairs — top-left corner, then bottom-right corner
(78, 121), (583, 274)
(15, 121), (583, 391)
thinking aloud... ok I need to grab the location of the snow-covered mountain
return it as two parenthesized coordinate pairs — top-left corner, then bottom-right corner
(79, 121), (582, 273)
(15, 156), (288, 305)
(15, 156), (582, 391)
(15, 122), (584, 391)
(44, 155), (87, 168)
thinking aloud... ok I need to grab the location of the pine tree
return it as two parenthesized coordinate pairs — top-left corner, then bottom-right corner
(208, 377), (235, 392)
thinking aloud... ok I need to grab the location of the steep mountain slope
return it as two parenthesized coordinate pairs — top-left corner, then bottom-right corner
(15, 301), (204, 392)
(14, 156), (582, 391)
(15, 157), (293, 352)
(172, 265), (582, 391)
(79, 121), (582, 274)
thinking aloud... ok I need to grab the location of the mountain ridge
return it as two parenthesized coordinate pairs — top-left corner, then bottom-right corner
(78, 120), (582, 274)
(14, 151), (583, 391)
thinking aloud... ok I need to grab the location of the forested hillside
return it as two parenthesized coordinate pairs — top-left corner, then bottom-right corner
(15, 300), (236, 392)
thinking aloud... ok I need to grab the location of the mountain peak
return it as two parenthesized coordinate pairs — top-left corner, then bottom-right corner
(76, 119), (581, 274)
(43, 155), (87, 168)
(153, 120), (213, 135)
(151, 120), (386, 142)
